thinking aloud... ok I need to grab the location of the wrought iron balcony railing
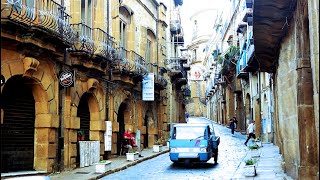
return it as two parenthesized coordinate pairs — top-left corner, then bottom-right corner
(70, 23), (95, 54)
(1, 0), (76, 45)
(112, 47), (134, 72)
(93, 28), (116, 60)
(170, 20), (181, 34)
(131, 50), (149, 75)
(155, 74), (168, 88)
(164, 57), (182, 74)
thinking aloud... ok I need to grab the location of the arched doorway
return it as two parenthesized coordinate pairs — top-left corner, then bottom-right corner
(144, 113), (149, 148)
(117, 102), (127, 154)
(1, 75), (35, 172)
(76, 92), (91, 166)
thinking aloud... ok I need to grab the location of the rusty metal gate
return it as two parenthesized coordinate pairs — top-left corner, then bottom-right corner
(1, 76), (35, 173)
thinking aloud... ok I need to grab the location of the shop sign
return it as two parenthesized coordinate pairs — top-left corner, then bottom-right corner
(59, 71), (75, 87)
(142, 73), (154, 101)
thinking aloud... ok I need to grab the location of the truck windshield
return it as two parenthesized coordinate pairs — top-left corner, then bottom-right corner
(173, 126), (206, 140)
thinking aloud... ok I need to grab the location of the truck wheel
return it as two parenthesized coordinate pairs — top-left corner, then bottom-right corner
(184, 159), (192, 168)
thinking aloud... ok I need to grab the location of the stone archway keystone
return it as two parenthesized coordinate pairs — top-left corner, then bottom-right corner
(23, 57), (40, 77)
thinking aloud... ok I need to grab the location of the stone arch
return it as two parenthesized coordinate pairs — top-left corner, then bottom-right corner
(69, 78), (106, 166)
(1, 58), (58, 172)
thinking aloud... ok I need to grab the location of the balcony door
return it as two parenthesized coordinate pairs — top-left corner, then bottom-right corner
(81, 0), (93, 38)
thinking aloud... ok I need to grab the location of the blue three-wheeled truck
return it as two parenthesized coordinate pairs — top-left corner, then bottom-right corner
(168, 123), (220, 166)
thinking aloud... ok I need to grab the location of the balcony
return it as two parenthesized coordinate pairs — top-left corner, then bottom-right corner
(237, 21), (247, 33)
(1, 0), (76, 45)
(238, 31), (258, 73)
(176, 71), (187, 87)
(93, 28), (116, 60)
(111, 48), (150, 81)
(243, 8), (253, 22)
(70, 23), (95, 55)
(246, 0), (253, 8)
(253, 0), (296, 72)
(172, 33), (184, 45)
(236, 55), (248, 79)
(165, 57), (182, 77)
(131, 51), (149, 76)
(182, 64), (190, 71)
(205, 79), (215, 98)
(155, 74), (168, 90)
(170, 20), (181, 34)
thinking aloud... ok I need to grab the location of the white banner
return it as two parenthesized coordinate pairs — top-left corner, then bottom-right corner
(142, 73), (154, 101)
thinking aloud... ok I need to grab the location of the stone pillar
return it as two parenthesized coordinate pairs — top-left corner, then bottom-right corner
(308, 0), (319, 170)
(34, 113), (59, 172)
(296, 1), (318, 178)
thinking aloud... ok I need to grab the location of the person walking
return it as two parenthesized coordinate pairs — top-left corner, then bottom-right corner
(233, 116), (238, 129)
(185, 112), (189, 123)
(229, 118), (235, 136)
(244, 120), (256, 146)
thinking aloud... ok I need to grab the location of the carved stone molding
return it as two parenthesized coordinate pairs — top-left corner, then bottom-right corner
(23, 57), (40, 77)
(87, 78), (99, 92)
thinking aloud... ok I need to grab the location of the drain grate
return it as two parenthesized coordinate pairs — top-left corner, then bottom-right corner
(74, 172), (90, 174)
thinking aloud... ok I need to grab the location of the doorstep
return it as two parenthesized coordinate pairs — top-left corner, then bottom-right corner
(1, 171), (48, 179)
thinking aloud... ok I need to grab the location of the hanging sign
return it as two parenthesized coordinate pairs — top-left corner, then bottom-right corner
(142, 73), (154, 101)
(59, 70), (75, 88)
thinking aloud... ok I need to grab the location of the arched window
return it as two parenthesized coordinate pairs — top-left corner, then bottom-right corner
(146, 29), (156, 63)
(119, 6), (132, 49)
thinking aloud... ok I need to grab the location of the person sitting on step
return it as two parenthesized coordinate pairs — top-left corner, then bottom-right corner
(123, 128), (143, 157)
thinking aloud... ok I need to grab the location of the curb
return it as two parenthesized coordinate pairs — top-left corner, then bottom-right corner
(89, 149), (170, 180)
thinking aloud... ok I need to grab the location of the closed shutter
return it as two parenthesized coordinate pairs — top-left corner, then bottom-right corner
(140, 26), (147, 61)
(1, 78), (35, 172)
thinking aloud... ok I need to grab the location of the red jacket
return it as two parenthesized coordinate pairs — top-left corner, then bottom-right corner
(123, 132), (136, 146)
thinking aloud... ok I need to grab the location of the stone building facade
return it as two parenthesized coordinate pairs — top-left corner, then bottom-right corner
(1, 0), (188, 174)
(204, 0), (319, 179)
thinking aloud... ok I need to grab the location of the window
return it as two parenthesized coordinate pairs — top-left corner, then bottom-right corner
(81, 0), (92, 27)
(146, 39), (152, 63)
(146, 29), (155, 63)
(120, 21), (127, 48)
(192, 49), (197, 62)
(119, 7), (131, 47)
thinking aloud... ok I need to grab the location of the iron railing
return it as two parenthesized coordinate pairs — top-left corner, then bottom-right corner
(165, 57), (182, 73)
(93, 28), (115, 59)
(70, 23), (95, 54)
(131, 50), (149, 74)
(1, 0), (76, 44)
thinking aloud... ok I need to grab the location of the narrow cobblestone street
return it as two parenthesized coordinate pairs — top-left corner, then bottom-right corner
(101, 117), (256, 179)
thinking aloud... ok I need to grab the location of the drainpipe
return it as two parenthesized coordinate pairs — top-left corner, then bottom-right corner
(57, 50), (67, 172)
(57, 0), (66, 172)
(104, 0), (110, 160)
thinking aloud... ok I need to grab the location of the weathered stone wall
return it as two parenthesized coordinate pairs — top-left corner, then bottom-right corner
(308, 0), (319, 171)
(275, 1), (318, 178)
(275, 20), (299, 177)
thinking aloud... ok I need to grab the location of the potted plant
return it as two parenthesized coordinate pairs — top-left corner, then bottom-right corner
(77, 130), (85, 141)
(126, 149), (139, 161)
(243, 158), (257, 177)
(95, 160), (112, 173)
(248, 144), (260, 158)
(153, 139), (163, 153)
(164, 133), (170, 147)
